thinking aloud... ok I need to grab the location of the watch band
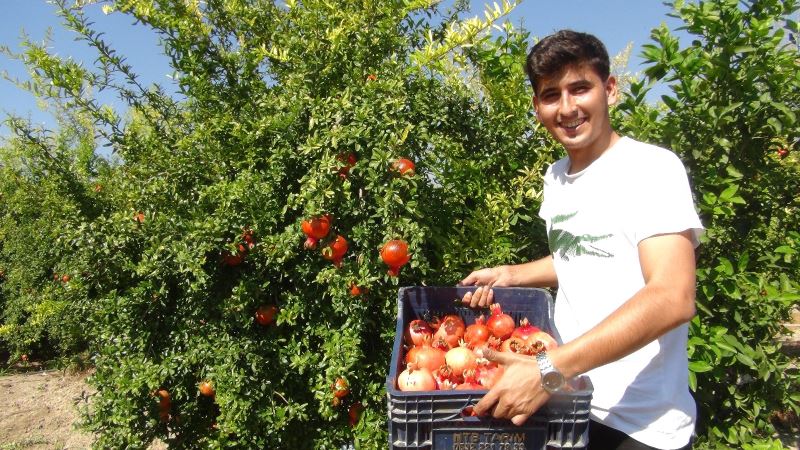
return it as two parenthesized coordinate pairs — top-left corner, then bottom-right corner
(535, 351), (554, 371)
(536, 351), (566, 394)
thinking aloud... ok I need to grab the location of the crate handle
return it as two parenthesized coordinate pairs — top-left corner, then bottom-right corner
(460, 405), (483, 422)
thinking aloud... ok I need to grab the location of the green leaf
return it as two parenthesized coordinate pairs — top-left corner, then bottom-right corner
(767, 117), (782, 134)
(736, 353), (756, 367)
(733, 45), (756, 53)
(719, 184), (739, 202)
(689, 360), (714, 373)
(770, 101), (797, 124)
(717, 257), (734, 275)
(725, 165), (743, 178)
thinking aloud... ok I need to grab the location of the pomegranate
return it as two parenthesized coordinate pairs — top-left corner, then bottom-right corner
(404, 319), (433, 347)
(485, 336), (503, 351)
(486, 303), (515, 340)
(301, 215), (331, 249)
(333, 378), (349, 398)
(433, 365), (457, 389)
(322, 234), (348, 267)
(500, 336), (532, 355)
(349, 283), (366, 297)
(348, 402), (364, 427)
(527, 339), (546, 355)
(391, 158), (416, 176)
(464, 315), (490, 348)
(397, 363), (437, 391)
(255, 305), (278, 326)
(455, 369), (483, 390)
(380, 239), (410, 276)
(199, 381), (215, 398)
(438, 379), (457, 390)
(529, 331), (559, 351)
(512, 318), (542, 343)
(242, 228), (256, 250)
(337, 152), (357, 179)
(405, 336), (446, 373)
(431, 336), (451, 352)
(476, 360), (505, 389)
(433, 314), (466, 349)
(156, 389), (171, 410)
(445, 341), (478, 378)
(222, 250), (244, 267)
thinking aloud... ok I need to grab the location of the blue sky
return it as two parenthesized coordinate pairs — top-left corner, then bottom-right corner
(0, 1), (683, 136)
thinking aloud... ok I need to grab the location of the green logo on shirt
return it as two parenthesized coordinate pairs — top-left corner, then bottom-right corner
(548, 212), (614, 261)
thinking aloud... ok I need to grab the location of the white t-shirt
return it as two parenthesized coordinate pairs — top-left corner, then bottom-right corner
(539, 136), (704, 449)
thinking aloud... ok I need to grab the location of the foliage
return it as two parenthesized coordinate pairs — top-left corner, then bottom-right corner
(0, 109), (107, 364)
(616, 0), (800, 447)
(1, 0), (552, 448)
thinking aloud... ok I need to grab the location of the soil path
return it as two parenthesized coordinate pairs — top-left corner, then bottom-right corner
(0, 369), (94, 449)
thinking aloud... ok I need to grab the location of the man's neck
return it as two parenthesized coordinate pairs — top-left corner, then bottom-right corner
(566, 131), (621, 175)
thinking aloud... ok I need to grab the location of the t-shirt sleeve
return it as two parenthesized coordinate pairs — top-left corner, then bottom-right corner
(629, 151), (704, 247)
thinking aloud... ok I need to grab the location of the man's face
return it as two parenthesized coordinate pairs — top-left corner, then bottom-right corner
(532, 64), (618, 155)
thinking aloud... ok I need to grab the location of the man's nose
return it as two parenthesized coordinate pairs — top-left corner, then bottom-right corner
(559, 94), (577, 115)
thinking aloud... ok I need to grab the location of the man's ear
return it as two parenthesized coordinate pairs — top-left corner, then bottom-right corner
(531, 95), (540, 119)
(606, 75), (619, 106)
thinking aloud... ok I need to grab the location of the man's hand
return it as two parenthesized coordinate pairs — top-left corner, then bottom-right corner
(458, 257), (558, 307)
(473, 348), (551, 426)
(458, 266), (514, 307)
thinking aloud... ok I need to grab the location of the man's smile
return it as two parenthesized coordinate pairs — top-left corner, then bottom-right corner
(560, 117), (586, 130)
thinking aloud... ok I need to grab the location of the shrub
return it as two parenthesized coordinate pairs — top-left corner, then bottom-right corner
(3, 0), (551, 447)
(616, 0), (800, 447)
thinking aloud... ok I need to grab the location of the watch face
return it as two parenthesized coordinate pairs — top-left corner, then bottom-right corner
(542, 371), (565, 392)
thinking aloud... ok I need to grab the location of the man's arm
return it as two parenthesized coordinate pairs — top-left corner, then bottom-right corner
(473, 230), (698, 425)
(460, 256), (558, 308)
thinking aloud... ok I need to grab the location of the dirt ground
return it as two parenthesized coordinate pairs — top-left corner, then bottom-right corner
(0, 369), (95, 450)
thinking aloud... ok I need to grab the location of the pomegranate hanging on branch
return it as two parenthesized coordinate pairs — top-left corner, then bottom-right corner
(380, 239), (410, 276)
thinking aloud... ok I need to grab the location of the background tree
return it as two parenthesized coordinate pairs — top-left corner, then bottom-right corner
(616, 0), (800, 447)
(4, 0), (553, 448)
(1, 0), (798, 448)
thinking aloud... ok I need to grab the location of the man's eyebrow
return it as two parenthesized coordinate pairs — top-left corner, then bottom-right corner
(568, 78), (592, 87)
(537, 86), (559, 97)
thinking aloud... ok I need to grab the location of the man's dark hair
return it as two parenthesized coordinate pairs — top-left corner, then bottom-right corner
(525, 30), (610, 95)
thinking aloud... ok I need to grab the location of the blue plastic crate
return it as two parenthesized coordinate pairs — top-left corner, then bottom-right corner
(386, 286), (592, 450)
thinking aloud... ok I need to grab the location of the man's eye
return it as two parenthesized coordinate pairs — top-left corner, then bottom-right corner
(541, 94), (559, 102)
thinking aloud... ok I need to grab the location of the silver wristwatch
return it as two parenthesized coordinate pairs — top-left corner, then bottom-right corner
(535, 351), (566, 394)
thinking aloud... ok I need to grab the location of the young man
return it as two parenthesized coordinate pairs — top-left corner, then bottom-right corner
(460, 30), (703, 450)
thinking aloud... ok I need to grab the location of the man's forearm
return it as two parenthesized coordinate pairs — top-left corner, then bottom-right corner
(551, 282), (695, 379)
(549, 231), (697, 379)
(506, 255), (558, 288)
